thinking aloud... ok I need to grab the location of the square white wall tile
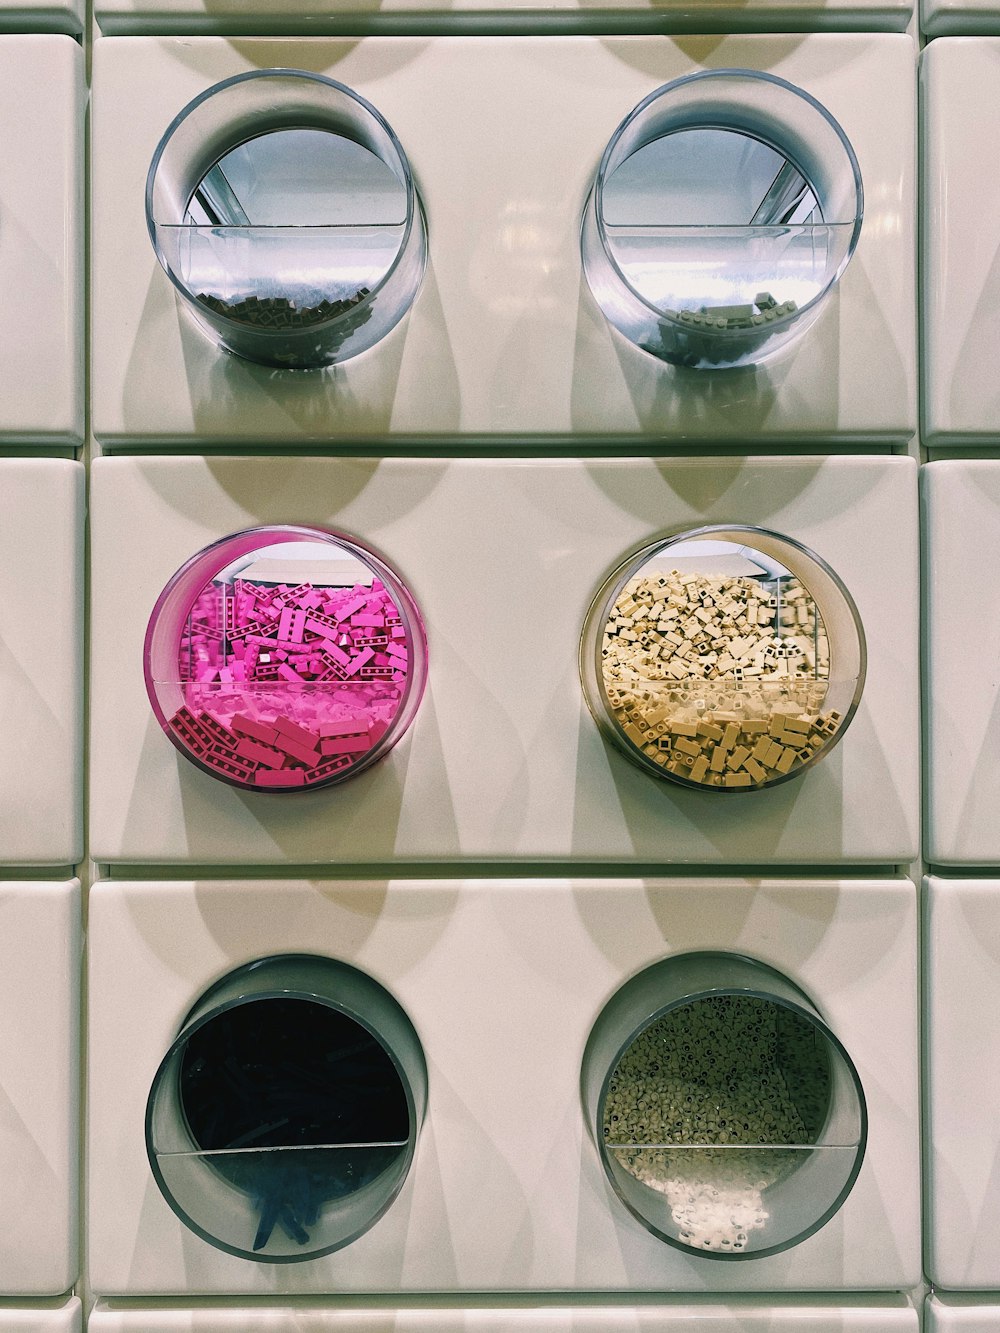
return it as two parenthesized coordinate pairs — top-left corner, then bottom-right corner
(927, 1295), (1000, 1330)
(0, 882), (80, 1295)
(87, 877), (921, 1294)
(924, 877), (1000, 1287)
(921, 41), (1000, 435)
(922, 460), (1000, 864)
(88, 455), (919, 866)
(91, 35), (915, 449)
(0, 38), (83, 443)
(0, 1302), (81, 1332)
(0, 461), (84, 866)
(88, 1296), (919, 1330)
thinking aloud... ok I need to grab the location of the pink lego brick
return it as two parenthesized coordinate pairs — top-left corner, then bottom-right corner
(202, 746), (259, 781)
(197, 711), (239, 749)
(277, 607), (294, 642)
(332, 593), (367, 620)
(343, 647), (375, 677)
(272, 715), (322, 750)
(305, 611), (341, 639)
(169, 706), (215, 756)
(231, 715), (278, 744)
(274, 737), (322, 767)
(227, 619), (269, 642)
(235, 736), (288, 768)
(301, 753), (354, 782)
(289, 608), (307, 643)
(319, 717), (370, 738)
(284, 583), (313, 607)
(255, 767), (306, 788)
(318, 640), (351, 667)
(277, 663), (305, 683)
(316, 655), (350, 682)
(321, 733), (371, 756)
(351, 612), (385, 628)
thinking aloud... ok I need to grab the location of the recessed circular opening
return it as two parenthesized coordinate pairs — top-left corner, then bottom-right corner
(582, 952), (867, 1259)
(147, 69), (426, 369)
(581, 70), (863, 369)
(146, 955), (427, 1263)
(579, 525), (865, 792)
(144, 525), (428, 793)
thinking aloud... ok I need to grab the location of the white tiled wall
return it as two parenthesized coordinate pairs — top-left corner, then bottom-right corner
(2, 10), (998, 1326)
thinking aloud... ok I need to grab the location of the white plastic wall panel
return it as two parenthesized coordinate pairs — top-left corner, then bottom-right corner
(922, 0), (1000, 40)
(0, 882), (80, 1295)
(922, 460), (1000, 864)
(921, 42), (1000, 432)
(927, 1296), (1000, 1330)
(0, 461), (84, 866)
(924, 876), (1000, 1287)
(91, 35), (916, 450)
(88, 455), (919, 866)
(87, 1296), (919, 1330)
(0, 1302), (81, 1332)
(0, 38), (83, 440)
(87, 876), (920, 1294)
(93, 0), (912, 36)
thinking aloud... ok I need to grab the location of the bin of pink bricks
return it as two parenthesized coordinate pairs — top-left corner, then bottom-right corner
(144, 525), (428, 792)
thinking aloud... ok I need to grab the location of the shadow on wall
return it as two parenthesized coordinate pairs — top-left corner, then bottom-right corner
(125, 260), (460, 443)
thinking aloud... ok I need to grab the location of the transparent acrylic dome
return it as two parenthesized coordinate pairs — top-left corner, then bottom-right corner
(581, 70), (863, 369)
(579, 525), (865, 792)
(144, 525), (427, 792)
(146, 69), (426, 369)
(582, 952), (867, 1259)
(146, 954), (427, 1262)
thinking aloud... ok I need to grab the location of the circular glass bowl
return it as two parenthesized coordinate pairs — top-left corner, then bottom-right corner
(146, 69), (427, 369)
(144, 525), (427, 793)
(581, 69), (863, 369)
(580, 525), (865, 792)
(581, 951), (867, 1260)
(146, 954), (427, 1263)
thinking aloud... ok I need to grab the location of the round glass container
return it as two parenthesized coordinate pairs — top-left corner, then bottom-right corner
(581, 951), (867, 1260)
(146, 69), (426, 369)
(581, 70), (863, 369)
(146, 954), (427, 1263)
(580, 525), (864, 792)
(144, 525), (427, 792)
